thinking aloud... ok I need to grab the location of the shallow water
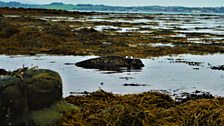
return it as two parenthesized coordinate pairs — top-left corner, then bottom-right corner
(139, 43), (175, 47)
(0, 54), (224, 97)
(25, 14), (224, 44)
(94, 25), (140, 32)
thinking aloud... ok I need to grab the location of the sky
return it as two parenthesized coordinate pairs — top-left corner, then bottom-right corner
(1, 0), (224, 7)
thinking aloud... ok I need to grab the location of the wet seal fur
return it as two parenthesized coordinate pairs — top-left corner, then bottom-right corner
(75, 56), (144, 71)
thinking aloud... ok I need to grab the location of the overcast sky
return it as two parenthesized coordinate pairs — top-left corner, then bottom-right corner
(2, 0), (224, 7)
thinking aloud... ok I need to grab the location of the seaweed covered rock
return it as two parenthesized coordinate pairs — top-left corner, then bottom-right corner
(61, 90), (224, 126)
(0, 21), (19, 38)
(78, 28), (98, 34)
(0, 68), (7, 75)
(25, 69), (62, 110)
(74, 28), (106, 45)
(61, 90), (175, 126)
(0, 75), (29, 126)
(211, 65), (224, 70)
(0, 68), (62, 126)
(75, 56), (144, 71)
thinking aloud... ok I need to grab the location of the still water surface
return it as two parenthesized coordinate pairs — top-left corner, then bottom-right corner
(0, 54), (223, 97)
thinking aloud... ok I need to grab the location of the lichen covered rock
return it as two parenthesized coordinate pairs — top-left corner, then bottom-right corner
(25, 69), (62, 110)
(0, 75), (29, 126)
(0, 68), (62, 126)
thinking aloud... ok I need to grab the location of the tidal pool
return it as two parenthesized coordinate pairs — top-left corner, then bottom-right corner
(0, 54), (223, 97)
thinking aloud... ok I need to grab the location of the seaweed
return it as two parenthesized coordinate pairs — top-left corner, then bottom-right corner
(0, 21), (19, 38)
(0, 8), (224, 57)
(58, 90), (224, 126)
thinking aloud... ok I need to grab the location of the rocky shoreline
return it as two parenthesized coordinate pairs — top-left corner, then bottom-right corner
(1, 7), (224, 126)
(0, 67), (221, 125)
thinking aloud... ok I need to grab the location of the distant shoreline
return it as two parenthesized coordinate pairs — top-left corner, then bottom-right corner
(71, 9), (224, 15)
(1, 1), (224, 14)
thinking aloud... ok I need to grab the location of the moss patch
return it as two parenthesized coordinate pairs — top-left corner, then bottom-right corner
(31, 101), (79, 126)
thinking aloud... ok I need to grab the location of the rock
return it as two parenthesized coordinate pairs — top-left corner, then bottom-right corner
(64, 63), (76, 65)
(0, 68), (62, 126)
(175, 90), (214, 103)
(24, 69), (62, 110)
(75, 56), (144, 71)
(79, 28), (98, 33)
(0, 68), (7, 75)
(123, 83), (147, 86)
(211, 65), (224, 70)
(0, 75), (29, 126)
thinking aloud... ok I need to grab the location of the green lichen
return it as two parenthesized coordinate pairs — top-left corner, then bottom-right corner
(31, 101), (79, 126)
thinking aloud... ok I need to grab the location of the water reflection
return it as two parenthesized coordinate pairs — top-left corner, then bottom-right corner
(78, 66), (143, 74)
(0, 54), (224, 97)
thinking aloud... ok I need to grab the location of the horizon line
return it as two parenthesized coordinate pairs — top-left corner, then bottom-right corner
(1, 1), (224, 8)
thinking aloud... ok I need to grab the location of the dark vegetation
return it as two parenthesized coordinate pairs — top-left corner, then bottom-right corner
(0, 7), (95, 16)
(0, 20), (19, 38)
(1, 8), (224, 125)
(0, 8), (224, 57)
(56, 89), (224, 126)
(0, 68), (7, 74)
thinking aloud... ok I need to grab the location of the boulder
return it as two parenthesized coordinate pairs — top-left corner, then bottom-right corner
(24, 69), (62, 110)
(0, 68), (7, 75)
(0, 75), (29, 126)
(75, 56), (144, 71)
(0, 68), (62, 126)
